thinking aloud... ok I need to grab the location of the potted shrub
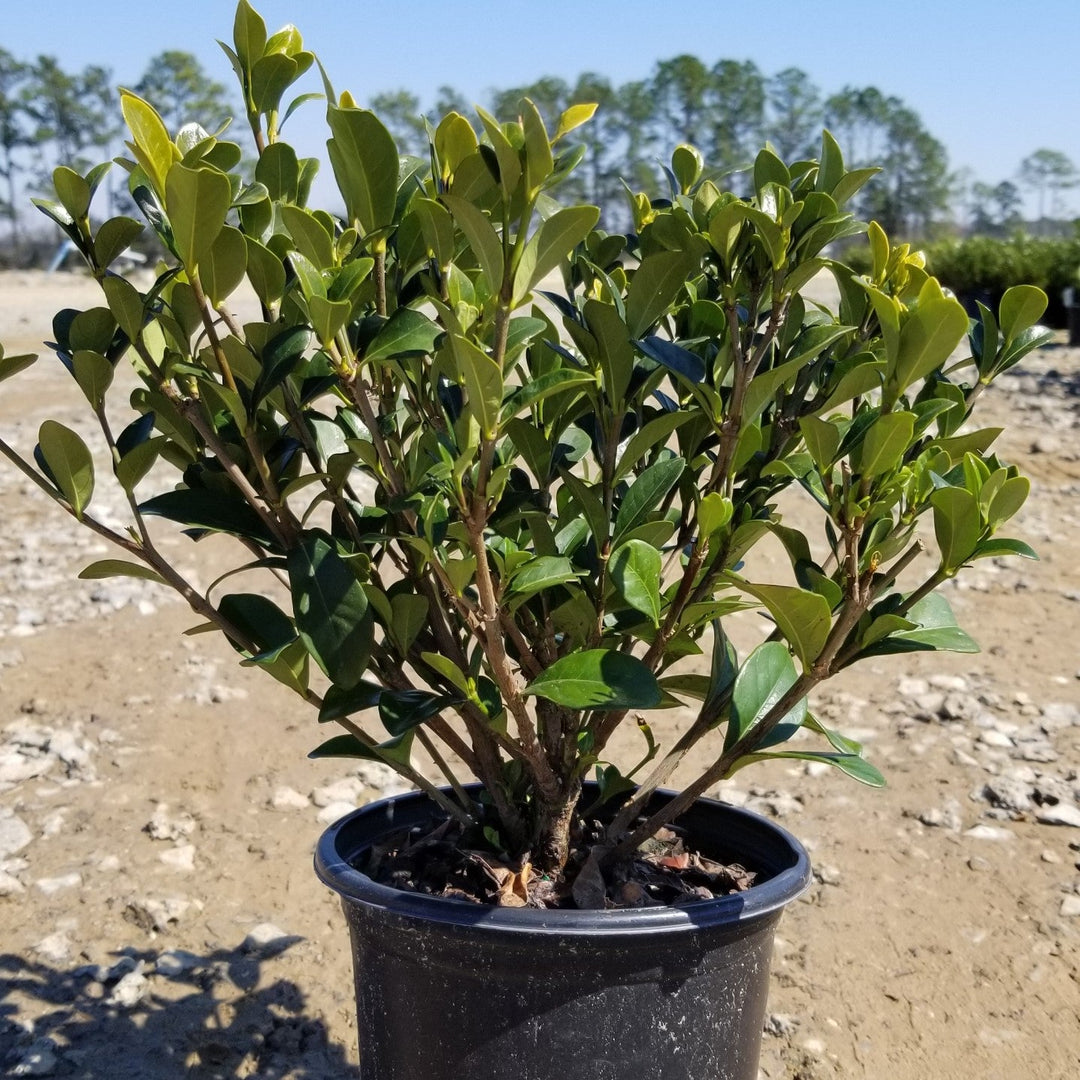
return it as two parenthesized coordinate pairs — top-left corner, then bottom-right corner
(0, 3), (1051, 1076)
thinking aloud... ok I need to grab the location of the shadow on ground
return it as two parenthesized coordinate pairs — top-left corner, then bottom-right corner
(0, 938), (359, 1079)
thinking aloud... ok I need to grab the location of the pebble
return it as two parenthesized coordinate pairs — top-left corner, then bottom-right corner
(35, 872), (82, 894)
(106, 968), (149, 1009)
(310, 776), (365, 808)
(33, 931), (71, 963)
(814, 864), (842, 886)
(965, 825), (1014, 842)
(978, 730), (1014, 749)
(0, 813), (33, 856)
(0, 869), (26, 896)
(1060, 896), (1080, 917)
(1035, 804), (1080, 828)
(929, 674), (969, 693)
(126, 896), (200, 932)
(981, 777), (1033, 813)
(316, 800), (357, 824)
(764, 1013), (800, 1037)
(968, 856), (993, 872)
(242, 922), (295, 955)
(355, 760), (412, 797)
(1041, 850), (1063, 864)
(155, 949), (202, 977)
(159, 844), (196, 871)
(145, 803), (197, 841)
(270, 786), (310, 810)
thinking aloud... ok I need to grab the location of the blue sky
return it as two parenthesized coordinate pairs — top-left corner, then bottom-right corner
(5, 0), (1080, 212)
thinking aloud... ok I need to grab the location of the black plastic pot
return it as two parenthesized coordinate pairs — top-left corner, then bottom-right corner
(315, 786), (811, 1080)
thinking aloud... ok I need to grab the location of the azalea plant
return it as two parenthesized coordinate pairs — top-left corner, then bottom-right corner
(0, 0), (1048, 905)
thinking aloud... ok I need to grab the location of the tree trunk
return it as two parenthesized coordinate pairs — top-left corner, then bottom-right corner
(532, 778), (583, 877)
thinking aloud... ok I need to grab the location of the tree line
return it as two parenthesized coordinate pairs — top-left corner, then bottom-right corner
(0, 47), (1075, 263)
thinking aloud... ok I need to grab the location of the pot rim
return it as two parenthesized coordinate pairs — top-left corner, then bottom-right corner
(315, 785), (812, 937)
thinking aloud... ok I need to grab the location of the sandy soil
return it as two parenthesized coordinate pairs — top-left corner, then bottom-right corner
(0, 269), (1078, 1079)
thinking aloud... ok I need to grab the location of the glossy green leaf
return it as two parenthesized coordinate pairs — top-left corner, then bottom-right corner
(245, 235), (287, 307)
(521, 98), (554, 193)
(390, 593), (428, 653)
(0, 350), (36, 383)
(450, 334), (503, 438)
(52, 166), (90, 220)
(615, 456), (685, 538)
(998, 285), (1047, 343)
(609, 539), (662, 626)
(434, 112), (478, 177)
(986, 475), (1029, 528)
(734, 749), (885, 787)
(309, 730), (414, 768)
(288, 530), (373, 689)
(116, 436), (164, 492)
(120, 91), (177, 197)
(326, 106), (398, 237)
(200, 225), (248, 304)
(625, 251), (695, 337)
(37, 420), (94, 519)
(366, 308), (442, 362)
(972, 536), (1037, 560)
(614, 411), (691, 481)
(727, 641), (805, 750)
(526, 649), (661, 711)
(512, 205), (599, 304)
(255, 142), (300, 202)
(499, 369), (594, 422)
(857, 411), (915, 478)
(442, 193), (504, 293)
(889, 278), (968, 401)
(730, 580), (831, 670)
(507, 555), (580, 596)
(860, 592), (978, 657)
(78, 559), (166, 585)
(164, 162), (232, 269)
(94, 216), (144, 268)
(71, 349), (114, 408)
(379, 689), (457, 737)
(931, 486), (981, 570)
(232, 0), (267, 65)
(139, 488), (278, 547)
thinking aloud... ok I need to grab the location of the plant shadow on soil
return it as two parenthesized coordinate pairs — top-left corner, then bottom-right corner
(0, 939), (360, 1079)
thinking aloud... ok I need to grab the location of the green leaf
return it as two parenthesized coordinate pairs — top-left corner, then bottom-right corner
(614, 411), (691, 481)
(559, 469), (609, 547)
(253, 325), (310, 406)
(164, 162), (232, 269)
(434, 112), (478, 178)
(729, 579), (831, 671)
(507, 555), (581, 597)
(856, 410), (915, 478)
(499, 369), (594, 422)
(52, 166), (90, 220)
(37, 420), (94, 519)
(512, 205), (599, 304)
(200, 225), (248, 304)
(232, 0), (267, 65)
(326, 106), (399, 237)
(521, 98), (554, 193)
(697, 492), (733, 538)
(625, 251), (695, 337)
(245, 236), (287, 307)
(379, 689), (457, 737)
(410, 197), (455, 266)
(450, 334), (503, 439)
(442, 193), (504, 293)
(799, 415), (841, 470)
(116, 436), (164, 493)
(288, 531), (373, 690)
(389, 593), (428, 653)
(308, 730), (415, 768)
(734, 750), (885, 787)
(78, 559), (166, 585)
(120, 91), (176, 197)
(366, 308), (442, 362)
(931, 486), (982, 570)
(525, 649), (661, 711)
(475, 106), (522, 200)
(0, 350), (36, 383)
(94, 216), (144, 268)
(609, 539), (662, 626)
(615, 456), (685, 538)
(888, 278), (968, 402)
(256, 143), (300, 204)
(973, 536), (1038, 561)
(986, 476), (1029, 529)
(727, 640), (806, 750)
(860, 592), (979, 657)
(139, 488), (278, 547)
(309, 295), (351, 346)
(71, 349), (114, 408)
(281, 203), (335, 268)
(998, 285), (1047, 344)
